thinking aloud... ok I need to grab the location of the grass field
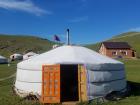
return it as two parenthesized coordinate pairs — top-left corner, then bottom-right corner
(0, 59), (140, 105)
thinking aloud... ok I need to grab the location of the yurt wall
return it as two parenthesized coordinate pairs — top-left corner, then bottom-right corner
(0, 55), (8, 64)
(85, 63), (126, 100)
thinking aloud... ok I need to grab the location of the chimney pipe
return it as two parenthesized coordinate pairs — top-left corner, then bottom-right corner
(67, 29), (70, 45)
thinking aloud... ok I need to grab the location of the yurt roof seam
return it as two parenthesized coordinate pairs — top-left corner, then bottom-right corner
(18, 64), (124, 71)
(89, 86), (127, 97)
(17, 68), (41, 71)
(90, 77), (125, 84)
(17, 80), (41, 83)
(88, 69), (124, 71)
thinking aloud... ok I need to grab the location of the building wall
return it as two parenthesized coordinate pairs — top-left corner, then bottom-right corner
(99, 44), (107, 55)
(99, 44), (134, 58)
(105, 49), (133, 58)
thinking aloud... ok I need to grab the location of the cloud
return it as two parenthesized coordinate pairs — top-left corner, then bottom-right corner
(0, 0), (51, 16)
(69, 16), (89, 23)
(128, 27), (140, 32)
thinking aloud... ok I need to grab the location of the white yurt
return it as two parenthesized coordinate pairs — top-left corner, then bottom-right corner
(23, 52), (38, 60)
(10, 53), (23, 61)
(15, 45), (126, 103)
(0, 55), (8, 64)
(52, 44), (59, 49)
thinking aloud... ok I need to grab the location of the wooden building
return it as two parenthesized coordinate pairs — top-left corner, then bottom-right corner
(99, 42), (136, 58)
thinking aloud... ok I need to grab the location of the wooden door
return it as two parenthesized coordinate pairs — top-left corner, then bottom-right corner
(78, 64), (88, 101)
(41, 65), (60, 103)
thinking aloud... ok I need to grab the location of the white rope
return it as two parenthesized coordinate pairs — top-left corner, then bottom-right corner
(0, 73), (16, 81)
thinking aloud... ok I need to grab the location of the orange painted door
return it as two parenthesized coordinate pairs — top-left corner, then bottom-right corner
(41, 65), (60, 103)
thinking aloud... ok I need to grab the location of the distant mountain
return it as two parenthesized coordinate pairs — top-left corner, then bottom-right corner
(85, 32), (140, 57)
(0, 34), (55, 57)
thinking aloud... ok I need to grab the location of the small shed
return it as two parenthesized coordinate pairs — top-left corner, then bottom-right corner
(99, 42), (136, 58)
(15, 45), (126, 103)
(0, 55), (8, 64)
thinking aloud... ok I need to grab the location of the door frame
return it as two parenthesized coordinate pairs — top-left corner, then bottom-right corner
(78, 64), (88, 101)
(41, 64), (88, 103)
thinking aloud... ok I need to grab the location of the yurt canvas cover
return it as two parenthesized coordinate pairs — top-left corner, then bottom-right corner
(23, 52), (38, 60)
(15, 46), (126, 103)
(0, 55), (8, 64)
(10, 53), (23, 60)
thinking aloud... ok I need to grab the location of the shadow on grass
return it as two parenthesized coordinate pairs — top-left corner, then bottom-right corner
(127, 81), (140, 96)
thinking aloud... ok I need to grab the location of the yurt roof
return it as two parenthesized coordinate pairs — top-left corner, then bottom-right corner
(11, 53), (22, 56)
(18, 45), (123, 70)
(24, 52), (37, 55)
(0, 55), (7, 59)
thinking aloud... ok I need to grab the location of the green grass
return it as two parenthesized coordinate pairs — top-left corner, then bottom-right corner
(123, 59), (140, 82)
(0, 62), (41, 105)
(85, 43), (101, 52)
(0, 62), (17, 78)
(0, 59), (140, 105)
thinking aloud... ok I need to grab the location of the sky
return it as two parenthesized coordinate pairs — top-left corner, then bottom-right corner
(0, 0), (140, 44)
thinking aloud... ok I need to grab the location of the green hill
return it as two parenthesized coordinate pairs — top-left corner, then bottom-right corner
(0, 34), (54, 57)
(85, 32), (140, 57)
(1, 32), (140, 58)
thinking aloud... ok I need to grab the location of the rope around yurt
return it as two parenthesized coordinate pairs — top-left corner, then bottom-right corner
(0, 73), (16, 82)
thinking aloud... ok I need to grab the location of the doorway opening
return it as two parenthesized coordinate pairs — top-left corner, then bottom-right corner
(60, 64), (79, 102)
(132, 51), (135, 57)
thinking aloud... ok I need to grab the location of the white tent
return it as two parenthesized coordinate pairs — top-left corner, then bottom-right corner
(15, 45), (126, 101)
(0, 55), (8, 64)
(23, 52), (38, 60)
(10, 53), (23, 61)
